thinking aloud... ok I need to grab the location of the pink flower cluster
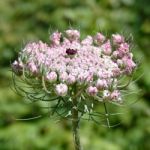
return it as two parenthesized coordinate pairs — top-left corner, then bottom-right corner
(13, 29), (136, 102)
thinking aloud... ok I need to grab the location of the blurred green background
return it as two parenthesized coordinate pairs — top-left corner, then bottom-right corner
(0, 0), (150, 150)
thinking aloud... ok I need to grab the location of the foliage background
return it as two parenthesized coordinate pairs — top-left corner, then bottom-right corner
(0, 0), (149, 150)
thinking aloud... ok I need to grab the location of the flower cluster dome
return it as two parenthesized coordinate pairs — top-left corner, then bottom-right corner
(12, 29), (136, 102)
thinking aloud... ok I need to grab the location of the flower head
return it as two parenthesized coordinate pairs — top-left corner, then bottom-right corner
(12, 29), (136, 104)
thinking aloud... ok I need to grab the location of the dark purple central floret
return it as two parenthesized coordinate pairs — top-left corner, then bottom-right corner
(66, 48), (77, 55)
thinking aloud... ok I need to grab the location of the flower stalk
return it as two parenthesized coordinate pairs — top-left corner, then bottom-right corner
(72, 85), (82, 150)
(72, 99), (81, 150)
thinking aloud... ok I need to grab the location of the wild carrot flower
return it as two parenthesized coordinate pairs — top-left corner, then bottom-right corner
(12, 29), (136, 150)
(12, 29), (136, 102)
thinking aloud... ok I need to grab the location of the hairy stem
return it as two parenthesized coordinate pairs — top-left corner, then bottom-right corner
(72, 86), (82, 150)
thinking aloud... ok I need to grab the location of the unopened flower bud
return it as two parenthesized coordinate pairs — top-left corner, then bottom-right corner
(46, 71), (57, 82)
(87, 86), (98, 96)
(112, 51), (119, 59)
(110, 90), (121, 101)
(50, 31), (61, 46)
(103, 90), (110, 99)
(55, 83), (68, 96)
(67, 74), (76, 84)
(112, 67), (121, 77)
(94, 33), (105, 45)
(117, 59), (124, 68)
(117, 43), (130, 58)
(59, 72), (68, 82)
(122, 56), (136, 75)
(112, 34), (124, 45)
(96, 79), (108, 90)
(66, 29), (80, 41)
(101, 40), (112, 55)
(11, 60), (23, 76)
(28, 61), (38, 74)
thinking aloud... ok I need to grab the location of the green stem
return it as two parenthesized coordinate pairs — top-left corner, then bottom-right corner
(72, 98), (81, 150)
